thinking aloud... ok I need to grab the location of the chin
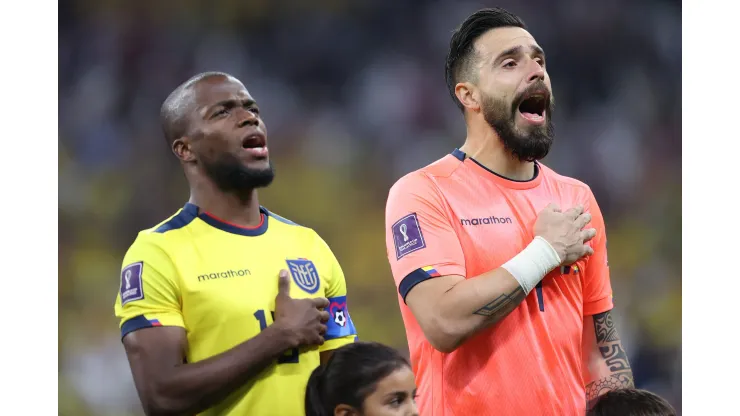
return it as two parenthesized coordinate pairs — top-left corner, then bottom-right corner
(245, 159), (271, 171)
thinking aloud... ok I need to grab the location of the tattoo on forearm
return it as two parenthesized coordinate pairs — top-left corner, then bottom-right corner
(593, 310), (632, 372)
(593, 311), (620, 343)
(585, 370), (634, 406)
(599, 343), (630, 372)
(586, 311), (635, 407)
(473, 286), (525, 318)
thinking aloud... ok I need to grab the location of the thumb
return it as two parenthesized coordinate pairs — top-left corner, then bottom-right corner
(278, 270), (291, 296)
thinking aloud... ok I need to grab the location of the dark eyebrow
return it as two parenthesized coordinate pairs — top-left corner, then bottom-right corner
(384, 391), (407, 400)
(203, 98), (257, 118)
(493, 44), (546, 65)
(211, 98), (256, 110)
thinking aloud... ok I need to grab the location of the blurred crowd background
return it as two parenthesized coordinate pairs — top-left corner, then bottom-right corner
(58, 0), (681, 414)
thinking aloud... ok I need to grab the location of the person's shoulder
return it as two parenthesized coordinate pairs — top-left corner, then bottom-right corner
(539, 162), (594, 197)
(264, 209), (337, 257)
(126, 206), (199, 253)
(389, 153), (462, 197)
(263, 208), (310, 230)
(140, 205), (198, 235)
(263, 208), (318, 240)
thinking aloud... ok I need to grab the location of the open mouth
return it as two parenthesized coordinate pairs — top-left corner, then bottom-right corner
(242, 133), (266, 149)
(517, 92), (549, 123)
(241, 133), (269, 158)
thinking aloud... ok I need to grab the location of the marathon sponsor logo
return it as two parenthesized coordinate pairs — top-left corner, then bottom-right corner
(198, 268), (252, 282)
(460, 216), (513, 226)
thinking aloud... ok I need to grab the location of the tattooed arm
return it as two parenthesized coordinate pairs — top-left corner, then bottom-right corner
(404, 269), (526, 353)
(582, 310), (635, 409)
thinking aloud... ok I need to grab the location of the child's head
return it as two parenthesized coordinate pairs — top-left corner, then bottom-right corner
(587, 388), (677, 416)
(305, 341), (418, 416)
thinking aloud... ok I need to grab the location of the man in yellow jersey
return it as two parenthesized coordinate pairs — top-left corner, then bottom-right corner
(114, 72), (358, 416)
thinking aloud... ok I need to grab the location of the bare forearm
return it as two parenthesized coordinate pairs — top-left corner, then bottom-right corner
(435, 268), (527, 350)
(151, 326), (294, 415)
(584, 311), (634, 409)
(585, 371), (634, 408)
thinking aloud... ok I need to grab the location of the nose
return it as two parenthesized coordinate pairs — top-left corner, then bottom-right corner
(526, 59), (545, 84)
(237, 109), (259, 128)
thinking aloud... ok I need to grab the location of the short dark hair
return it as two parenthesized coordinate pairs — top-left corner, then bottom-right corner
(305, 341), (411, 416)
(445, 8), (527, 112)
(159, 71), (234, 146)
(587, 389), (677, 416)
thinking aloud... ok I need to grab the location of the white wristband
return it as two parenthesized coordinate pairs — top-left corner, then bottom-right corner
(501, 236), (561, 295)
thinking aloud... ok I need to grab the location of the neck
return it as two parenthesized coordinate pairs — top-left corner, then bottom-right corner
(460, 118), (535, 181)
(188, 177), (262, 228)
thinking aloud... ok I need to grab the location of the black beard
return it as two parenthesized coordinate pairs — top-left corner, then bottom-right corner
(482, 90), (555, 163)
(200, 152), (275, 194)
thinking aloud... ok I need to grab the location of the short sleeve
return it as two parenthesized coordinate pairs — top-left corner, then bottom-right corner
(582, 190), (614, 316)
(385, 173), (466, 303)
(314, 233), (358, 352)
(114, 234), (185, 339)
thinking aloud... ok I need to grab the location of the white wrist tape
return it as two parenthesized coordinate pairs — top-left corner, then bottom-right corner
(501, 236), (561, 295)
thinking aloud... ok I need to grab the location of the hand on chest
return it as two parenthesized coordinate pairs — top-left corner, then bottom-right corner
(451, 193), (589, 274)
(178, 242), (328, 319)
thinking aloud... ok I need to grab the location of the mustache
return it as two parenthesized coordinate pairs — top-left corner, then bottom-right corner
(512, 82), (553, 110)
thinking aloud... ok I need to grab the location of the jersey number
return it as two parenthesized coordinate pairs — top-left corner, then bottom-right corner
(254, 310), (300, 364)
(535, 281), (545, 312)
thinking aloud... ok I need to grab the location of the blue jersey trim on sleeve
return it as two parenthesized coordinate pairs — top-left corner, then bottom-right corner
(325, 295), (357, 340)
(120, 315), (160, 339)
(399, 268), (433, 303)
(154, 204), (198, 233)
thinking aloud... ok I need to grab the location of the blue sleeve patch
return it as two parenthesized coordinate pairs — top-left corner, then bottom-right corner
(325, 296), (357, 340)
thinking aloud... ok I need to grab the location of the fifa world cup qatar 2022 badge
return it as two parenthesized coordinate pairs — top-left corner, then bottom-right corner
(120, 262), (145, 305)
(392, 213), (426, 260)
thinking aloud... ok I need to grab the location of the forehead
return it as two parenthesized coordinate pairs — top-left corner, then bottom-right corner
(474, 26), (540, 62)
(373, 367), (416, 393)
(192, 76), (253, 107)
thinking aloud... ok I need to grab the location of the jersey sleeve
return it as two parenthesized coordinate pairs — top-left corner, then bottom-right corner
(582, 190), (614, 316)
(315, 233), (358, 352)
(385, 172), (466, 303)
(114, 234), (185, 339)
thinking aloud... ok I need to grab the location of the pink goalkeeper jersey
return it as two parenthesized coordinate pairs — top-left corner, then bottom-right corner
(384, 149), (613, 416)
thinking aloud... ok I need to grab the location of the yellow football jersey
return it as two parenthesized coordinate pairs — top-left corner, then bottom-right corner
(114, 203), (358, 416)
